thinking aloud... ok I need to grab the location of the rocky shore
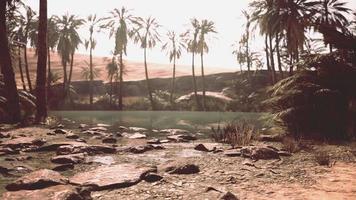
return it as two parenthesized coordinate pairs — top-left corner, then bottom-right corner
(0, 124), (355, 200)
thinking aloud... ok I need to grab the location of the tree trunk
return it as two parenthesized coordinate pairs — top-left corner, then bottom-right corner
(289, 54), (294, 76)
(35, 0), (48, 122)
(62, 59), (67, 95)
(0, 1), (21, 123)
(18, 47), (27, 91)
(275, 33), (283, 78)
(144, 47), (155, 110)
(24, 47), (32, 92)
(201, 52), (206, 111)
(118, 52), (123, 110)
(47, 47), (51, 100)
(66, 51), (74, 103)
(191, 52), (200, 110)
(269, 34), (276, 83)
(89, 36), (93, 106)
(265, 35), (272, 84)
(109, 75), (113, 107)
(170, 55), (176, 106)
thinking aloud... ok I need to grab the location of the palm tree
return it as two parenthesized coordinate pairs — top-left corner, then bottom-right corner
(104, 7), (134, 110)
(106, 56), (119, 106)
(55, 14), (83, 97)
(242, 10), (251, 75)
(184, 18), (201, 110)
(197, 19), (216, 111)
(46, 17), (59, 99)
(80, 61), (101, 103)
(35, 0), (47, 122)
(316, 0), (351, 52)
(84, 14), (103, 106)
(0, 0), (21, 123)
(162, 31), (185, 106)
(131, 16), (161, 110)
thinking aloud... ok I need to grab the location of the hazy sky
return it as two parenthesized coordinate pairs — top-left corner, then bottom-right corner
(25, 0), (356, 70)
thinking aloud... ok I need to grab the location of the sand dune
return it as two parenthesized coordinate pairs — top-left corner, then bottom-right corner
(14, 49), (235, 84)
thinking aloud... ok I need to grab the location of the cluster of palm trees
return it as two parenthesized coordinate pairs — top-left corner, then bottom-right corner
(236, 0), (352, 84)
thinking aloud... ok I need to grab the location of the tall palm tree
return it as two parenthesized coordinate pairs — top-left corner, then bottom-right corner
(0, 0), (21, 123)
(80, 61), (101, 103)
(162, 31), (185, 106)
(184, 18), (201, 110)
(197, 19), (216, 111)
(242, 10), (251, 75)
(104, 7), (134, 110)
(131, 16), (161, 110)
(316, 0), (351, 52)
(55, 14), (83, 97)
(35, 0), (47, 122)
(84, 14), (103, 106)
(46, 17), (59, 99)
(106, 56), (119, 106)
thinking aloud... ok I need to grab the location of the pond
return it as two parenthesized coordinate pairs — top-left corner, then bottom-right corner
(50, 111), (267, 134)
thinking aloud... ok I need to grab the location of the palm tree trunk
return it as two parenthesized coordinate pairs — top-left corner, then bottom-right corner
(62, 60), (67, 95)
(0, 1), (21, 123)
(68, 51), (74, 88)
(89, 43), (93, 106)
(35, 0), (48, 122)
(109, 75), (113, 107)
(191, 52), (200, 110)
(200, 52), (206, 111)
(144, 47), (155, 110)
(289, 54), (294, 76)
(275, 33), (283, 79)
(24, 46), (33, 92)
(118, 52), (123, 110)
(18, 47), (27, 91)
(47, 47), (51, 100)
(269, 34), (276, 83)
(170, 55), (176, 106)
(265, 35), (272, 84)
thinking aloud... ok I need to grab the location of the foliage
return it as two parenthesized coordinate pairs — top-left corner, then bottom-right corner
(314, 150), (331, 166)
(211, 122), (255, 148)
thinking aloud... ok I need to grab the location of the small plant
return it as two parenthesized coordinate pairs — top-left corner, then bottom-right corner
(282, 137), (301, 153)
(314, 151), (331, 166)
(211, 122), (255, 148)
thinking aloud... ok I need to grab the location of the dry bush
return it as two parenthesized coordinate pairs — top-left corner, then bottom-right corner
(282, 137), (301, 153)
(211, 122), (255, 148)
(314, 151), (331, 166)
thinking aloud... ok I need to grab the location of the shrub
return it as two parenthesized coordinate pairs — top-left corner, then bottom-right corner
(211, 122), (255, 148)
(314, 151), (331, 166)
(282, 137), (301, 153)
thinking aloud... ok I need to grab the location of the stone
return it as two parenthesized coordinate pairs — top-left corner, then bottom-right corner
(129, 144), (164, 154)
(220, 191), (239, 200)
(167, 134), (197, 142)
(258, 134), (284, 142)
(1, 137), (46, 150)
(88, 127), (107, 132)
(51, 153), (86, 164)
(76, 139), (87, 143)
(224, 149), (241, 157)
(194, 144), (212, 152)
(161, 161), (200, 174)
(70, 164), (156, 190)
(2, 185), (87, 200)
(82, 130), (106, 136)
(97, 123), (111, 127)
(160, 129), (189, 135)
(240, 146), (280, 160)
(142, 173), (163, 183)
(129, 127), (148, 132)
(102, 137), (117, 144)
(52, 164), (74, 172)
(78, 124), (87, 129)
(0, 132), (10, 138)
(128, 133), (147, 139)
(278, 151), (292, 157)
(57, 144), (116, 155)
(147, 138), (161, 144)
(6, 169), (68, 191)
(66, 133), (79, 139)
(54, 129), (71, 134)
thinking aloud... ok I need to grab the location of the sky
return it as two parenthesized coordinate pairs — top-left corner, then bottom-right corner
(24, 0), (356, 70)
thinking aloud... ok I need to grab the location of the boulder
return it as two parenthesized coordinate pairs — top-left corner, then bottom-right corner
(142, 173), (163, 183)
(240, 146), (280, 160)
(54, 129), (71, 134)
(0, 132), (10, 138)
(57, 144), (116, 155)
(194, 144), (214, 152)
(70, 164), (156, 190)
(220, 191), (239, 200)
(2, 185), (87, 200)
(51, 153), (86, 164)
(66, 133), (79, 139)
(161, 161), (200, 174)
(128, 133), (147, 139)
(1, 137), (46, 150)
(6, 169), (68, 191)
(129, 144), (165, 154)
(102, 137), (117, 144)
(35, 141), (88, 152)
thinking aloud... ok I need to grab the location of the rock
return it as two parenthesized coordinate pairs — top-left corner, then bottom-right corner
(78, 124), (87, 129)
(102, 137), (117, 144)
(167, 134), (197, 142)
(0, 147), (19, 155)
(240, 146), (280, 160)
(160, 139), (170, 143)
(57, 144), (116, 155)
(88, 127), (107, 132)
(97, 123), (111, 127)
(0, 132), (10, 138)
(147, 138), (161, 144)
(129, 127), (147, 132)
(0, 165), (10, 175)
(52, 164), (74, 172)
(128, 133), (147, 139)
(194, 144), (212, 152)
(76, 139), (87, 143)
(54, 129), (71, 134)
(258, 134), (283, 142)
(278, 151), (292, 157)
(6, 169), (68, 191)
(1, 137), (46, 150)
(15, 155), (32, 161)
(66, 133), (79, 139)
(220, 191), (239, 200)
(161, 161), (200, 174)
(224, 149), (241, 157)
(129, 144), (165, 154)
(160, 129), (189, 135)
(142, 173), (163, 183)
(51, 153), (86, 164)
(2, 185), (87, 200)
(118, 126), (128, 131)
(70, 164), (156, 190)
(82, 130), (106, 136)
